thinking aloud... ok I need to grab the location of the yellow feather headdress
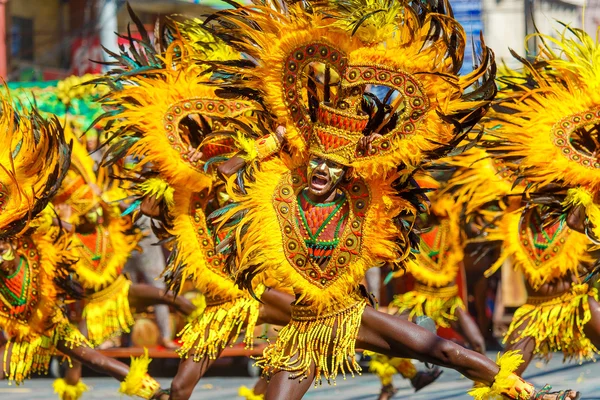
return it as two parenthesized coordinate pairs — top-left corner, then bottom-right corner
(488, 27), (600, 193)
(206, 0), (496, 174)
(0, 97), (71, 238)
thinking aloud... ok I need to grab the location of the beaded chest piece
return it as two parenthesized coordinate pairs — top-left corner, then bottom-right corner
(0, 237), (41, 323)
(519, 209), (570, 268)
(415, 220), (453, 276)
(274, 169), (370, 289)
(75, 226), (113, 274)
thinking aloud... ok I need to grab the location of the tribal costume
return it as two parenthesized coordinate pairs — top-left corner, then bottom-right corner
(391, 175), (467, 328)
(97, 11), (269, 371)
(0, 98), (81, 384)
(467, 27), (600, 368)
(0, 96), (162, 400)
(52, 135), (140, 346)
(197, 0), (579, 397)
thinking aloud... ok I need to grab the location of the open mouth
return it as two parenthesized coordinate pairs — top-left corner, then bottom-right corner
(311, 175), (328, 189)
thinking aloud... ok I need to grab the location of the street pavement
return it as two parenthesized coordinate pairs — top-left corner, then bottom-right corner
(1, 352), (599, 399)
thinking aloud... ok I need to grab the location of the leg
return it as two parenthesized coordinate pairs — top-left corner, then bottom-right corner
(56, 341), (131, 381)
(129, 230), (175, 346)
(169, 354), (220, 400)
(357, 306), (497, 383)
(257, 288), (294, 326)
(128, 283), (195, 316)
(451, 307), (486, 354)
(357, 306), (579, 400)
(264, 369), (315, 400)
(0, 343), (9, 380)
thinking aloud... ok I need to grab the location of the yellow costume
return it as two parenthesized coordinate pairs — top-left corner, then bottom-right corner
(0, 97), (84, 384)
(52, 135), (140, 346)
(205, 0), (496, 386)
(96, 18), (266, 361)
(465, 27), (600, 364)
(392, 176), (466, 328)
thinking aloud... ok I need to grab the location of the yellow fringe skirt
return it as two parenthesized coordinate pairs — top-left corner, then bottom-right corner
(390, 283), (465, 328)
(177, 293), (261, 361)
(504, 283), (599, 363)
(83, 275), (134, 346)
(3, 316), (88, 384)
(257, 298), (367, 385)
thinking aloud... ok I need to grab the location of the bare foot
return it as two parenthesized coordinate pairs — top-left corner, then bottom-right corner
(535, 385), (580, 400)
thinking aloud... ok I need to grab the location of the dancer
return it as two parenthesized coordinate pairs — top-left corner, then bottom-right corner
(96, 13), (293, 400)
(206, 0), (578, 398)
(0, 96), (165, 399)
(467, 27), (600, 376)
(370, 173), (485, 399)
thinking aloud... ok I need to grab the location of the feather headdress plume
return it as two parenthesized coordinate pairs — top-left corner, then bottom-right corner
(0, 97), (71, 238)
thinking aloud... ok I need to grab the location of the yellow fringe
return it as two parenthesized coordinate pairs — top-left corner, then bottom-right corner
(177, 293), (261, 361)
(563, 187), (600, 240)
(367, 352), (416, 385)
(82, 275), (134, 346)
(3, 317), (88, 385)
(468, 351), (527, 399)
(258, 299), (367, 385)
(391, 285), (465, 328)
(238, 385), (265, 400)
(504, 284), (598, 363)
(53, 378), (89, 400)
(119, 348), (160, 399)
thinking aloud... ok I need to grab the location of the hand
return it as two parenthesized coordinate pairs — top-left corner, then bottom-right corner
(358, 133), (382, 155)
(187, 145), (204, 163)
(274, 125), (287, 145)
(140, 195), (162, 218)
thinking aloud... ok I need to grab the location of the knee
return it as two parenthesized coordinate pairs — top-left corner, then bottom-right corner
(431, 338), (456, 364)
(169, 376), (194, 400)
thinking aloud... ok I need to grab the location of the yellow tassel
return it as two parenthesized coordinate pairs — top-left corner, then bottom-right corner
(238, 385), (264, 400)
(53, 378), (89, 400)
(2, 318), (88, 385)
(119, 348), (160, 399)
(563, 187), (600, 240)
(258, 299), (367, 385)
(468, 351), (528, 399)
(504, 284), (598, 363)
(391, 285), (464, 328)
(83, 276), (134, 346)
(178, 294), (261, 361)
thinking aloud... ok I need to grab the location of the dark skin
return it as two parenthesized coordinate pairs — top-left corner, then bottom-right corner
(504, 205), (600, 376)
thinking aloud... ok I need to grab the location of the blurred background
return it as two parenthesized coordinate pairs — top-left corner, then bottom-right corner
(0, 0), (598, 81)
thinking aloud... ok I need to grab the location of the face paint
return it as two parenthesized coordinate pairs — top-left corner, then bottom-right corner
(0, 243), (15, 262)
(328, 164), (344, 185)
